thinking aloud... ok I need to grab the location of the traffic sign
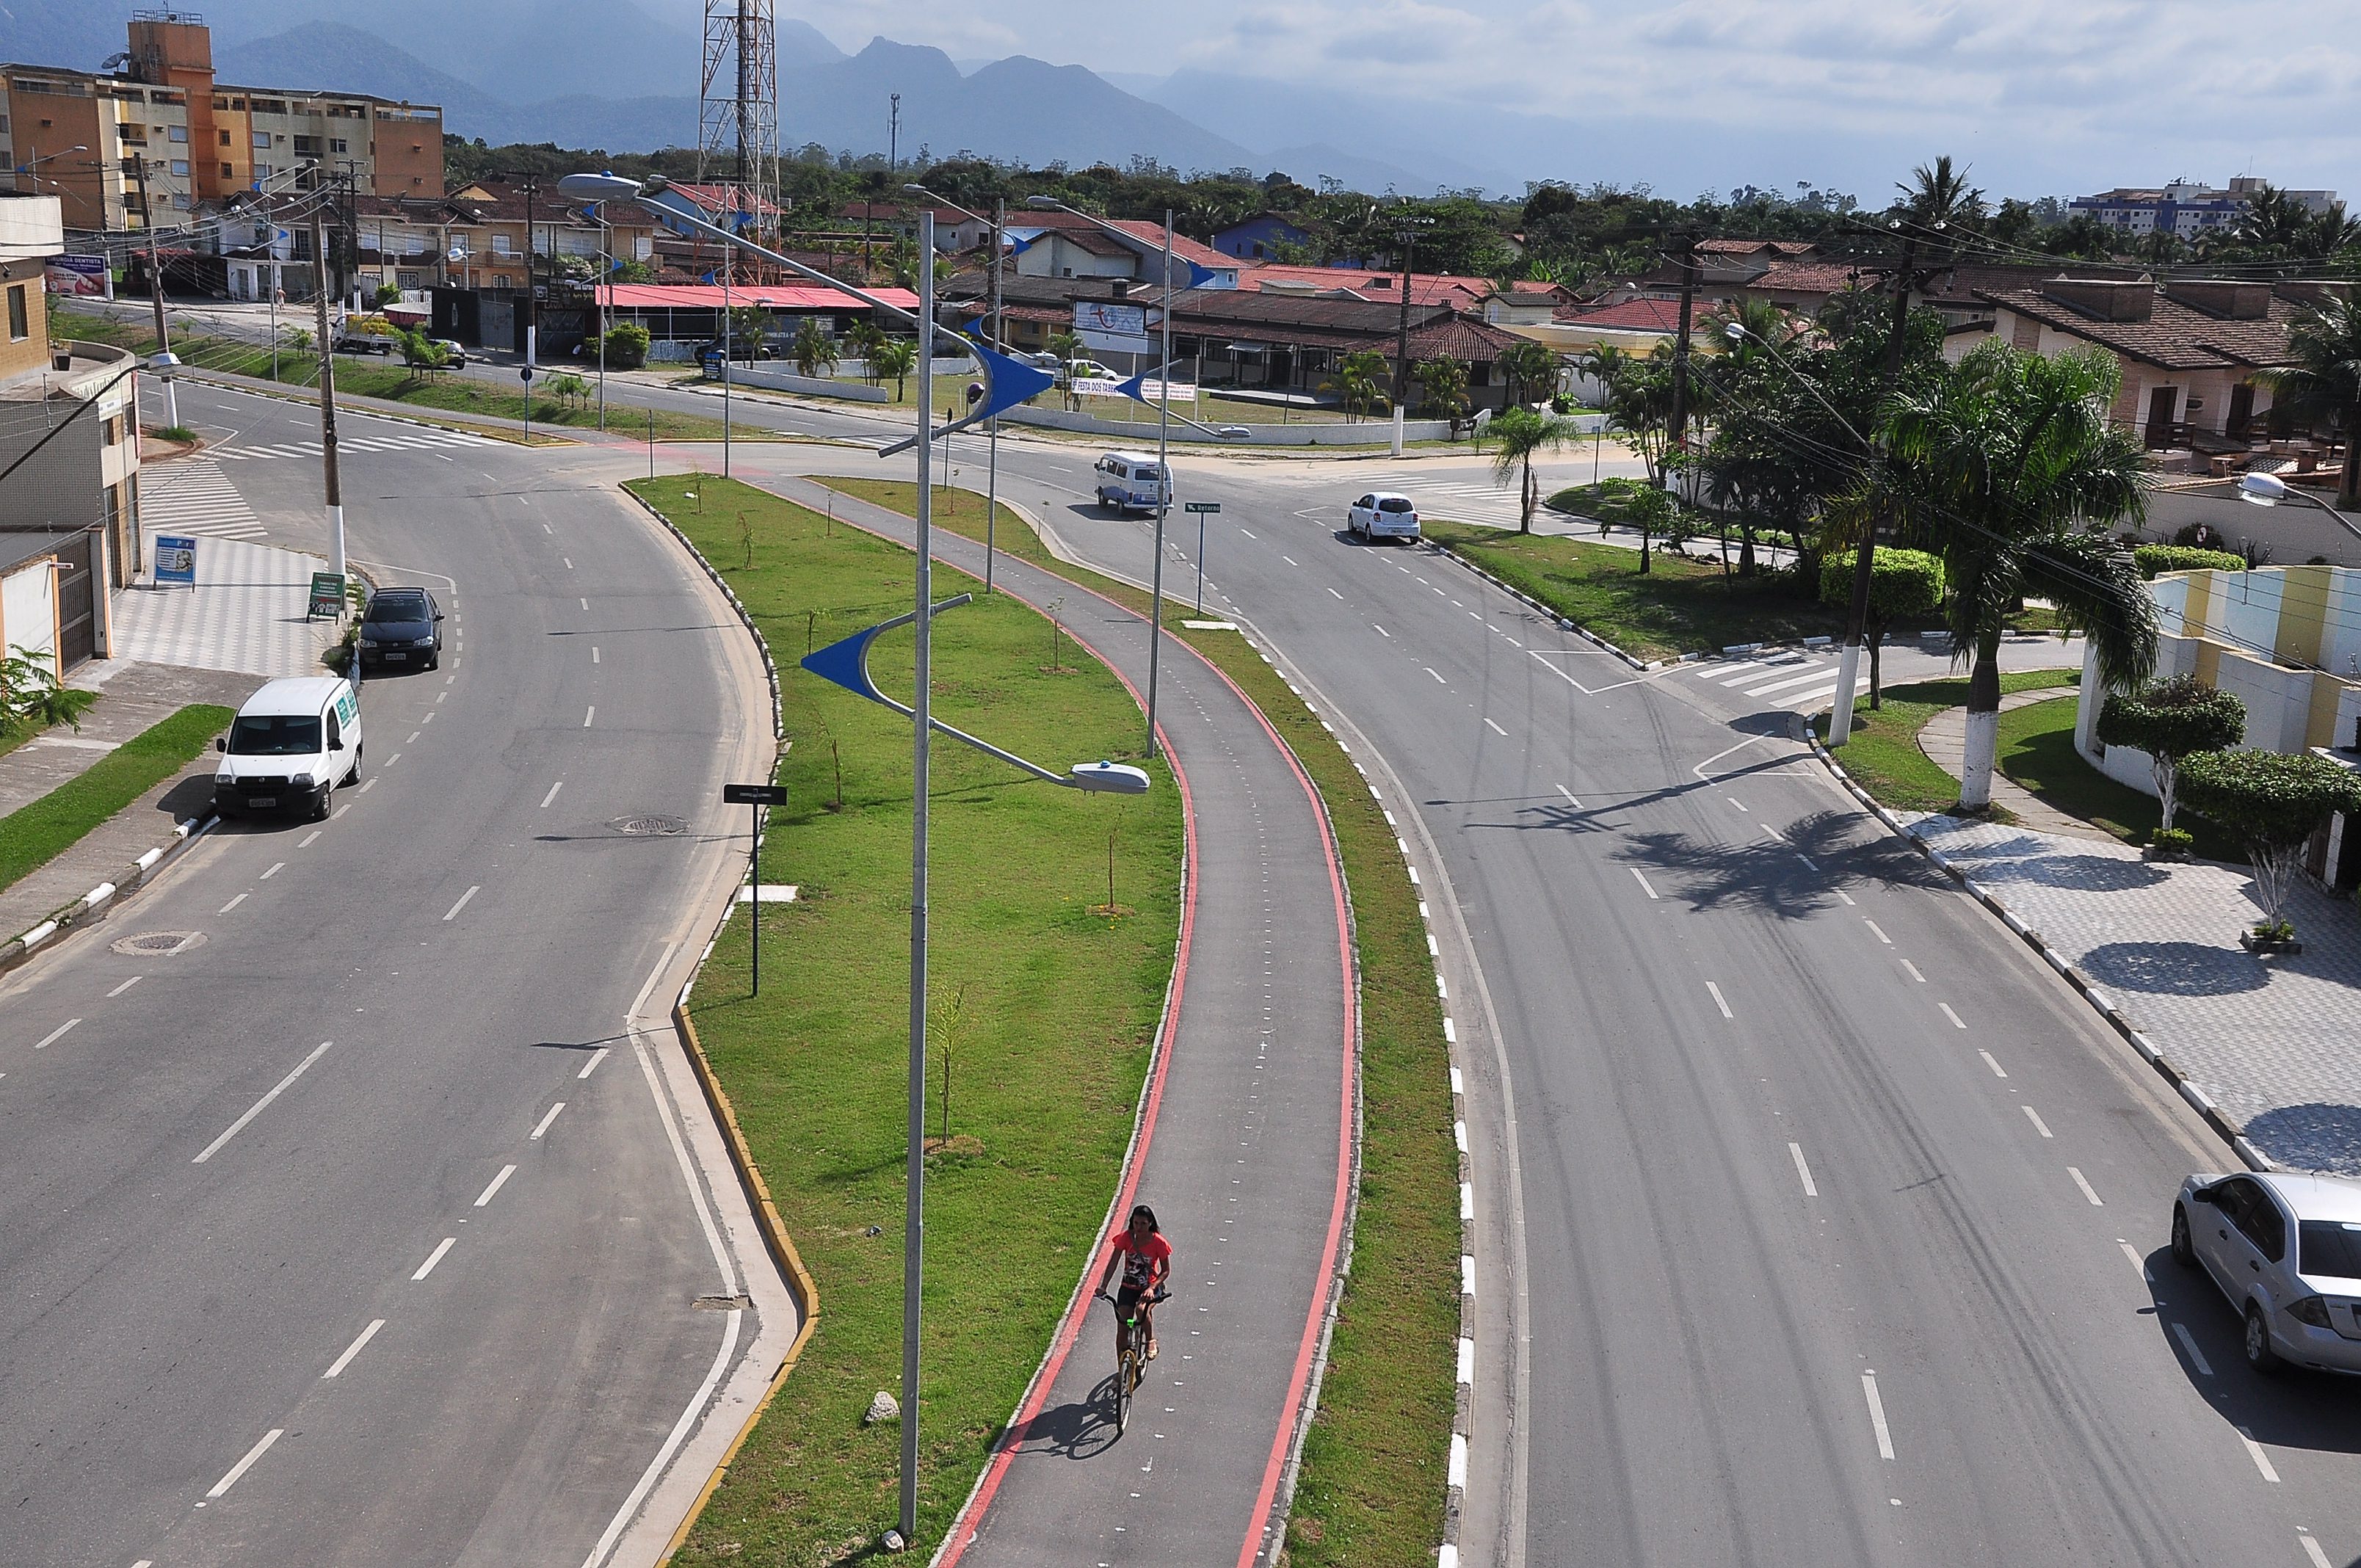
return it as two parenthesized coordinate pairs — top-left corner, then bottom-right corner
(1183, 501), (1221, 514)
(723, 783), (788, 806)
(519, 366), (535, 382)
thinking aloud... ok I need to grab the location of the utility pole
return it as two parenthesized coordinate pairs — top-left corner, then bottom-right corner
(888, 92), (900, 172)
(1827, 231), (1922, 748)
(132, 153), (179, 429)
(1657, 231), (1699, 576)
(1391, 219), (1416, 418)
(310, 206), (347, 584)
(986, 195), (1004, 594)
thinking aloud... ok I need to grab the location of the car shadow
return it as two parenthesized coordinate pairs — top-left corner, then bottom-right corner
(2136, 1241), (2361, 1456)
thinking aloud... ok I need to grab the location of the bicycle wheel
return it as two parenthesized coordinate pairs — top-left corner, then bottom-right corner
(1114, 1351), (1133, 1434)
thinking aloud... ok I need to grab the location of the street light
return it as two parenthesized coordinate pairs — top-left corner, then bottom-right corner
(2238, 470), (2361, 539)
(904, 183), (1007, 595)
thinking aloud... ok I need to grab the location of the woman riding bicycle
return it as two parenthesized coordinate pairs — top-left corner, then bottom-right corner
(1096, 1204), (1172, 1362)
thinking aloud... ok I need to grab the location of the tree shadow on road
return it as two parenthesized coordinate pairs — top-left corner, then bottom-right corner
(2080, 940), (2268, 998)
(1915, 830), (2170, 892)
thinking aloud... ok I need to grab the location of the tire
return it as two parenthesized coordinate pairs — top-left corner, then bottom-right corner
(425, 648), (440, 671)
(2170, 1205), (2199, 1269)
(310, 786), (332, 822)
(1114, 1352), (1132, 1434)
(2244, 1302), (2283, 1375)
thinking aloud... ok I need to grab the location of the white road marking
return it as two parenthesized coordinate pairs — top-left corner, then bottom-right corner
(323, 1318), (385, 1378)
(203, 1429), (283, 1499)
(1426, 667), (1446, 683)
(1863, 918), (1892, 944)
(1327, 587), (1343, 599)
(407, 731), (420, 744)
(580, 597), (589, 610)
(2300, 1531), (2332, 1568)
(579, 1045), (611, 1079)
(34, 1018), (80, 1050)
(1631, 868), (1659, 900)
(1796, 854), (1819, 871)
(2068, 1166), (2106, 1206)
(1374, 624), (1390, 638)
(540, 781), (564, 808)
(1833, 889), (1856, 905)
(219, 893), (247, 912)
(1555, 784), (1581, 807)
(359, 778), (377, 793)
(1861, 1372), (1895, 1459)
(1238, 529), (1256, 538)
(298, 830), (322, 848)
(1484, 717), (1509, 737)
(2172, 1322), (2214, 1376)
(192, 1041), (333, 1163)
(1790, 1143), (1818, 1197)
(2117, 1238), (2149, 1277)
(107, 976), (143, 998)
(2239, 1428), (2281, 1483)
(530, 1101), (565, 1139)
(1727, 797), (1749, 812)
(260, 861), (285, 879)
(442, 885), (481, 921)
(1900, 959), (1924, 982)
(592, 646), (601, 663)
(474, 1163), (518, 1207)
(1979, 1050), (2008, 1078)
(411, 1237), (457, 1281)
(1281, 554), (1298, 566)
(2023, 1106), (2054, 1138)
(564, 557), (574, 569)
(385, 754), (401, 767)
(1938, 1003), (1966, 1028)
(584, 705), (596, 727)
(1706, 981), (1733, 1019)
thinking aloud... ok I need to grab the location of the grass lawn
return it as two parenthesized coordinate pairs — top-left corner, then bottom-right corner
(1995, 693), (2244, 862)
(808, 475), (1459, 1568)
(1809, 672), (2076, 815)
(628, 476), (1183, 1564)
(0, 704), (234, 897)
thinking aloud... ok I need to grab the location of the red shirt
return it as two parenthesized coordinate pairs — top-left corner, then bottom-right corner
(1111, 1229), (1172, 1291)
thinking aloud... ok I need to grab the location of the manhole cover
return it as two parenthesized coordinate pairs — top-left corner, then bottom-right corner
(612, 815), (688, 836)
(110, 930), (206, 957)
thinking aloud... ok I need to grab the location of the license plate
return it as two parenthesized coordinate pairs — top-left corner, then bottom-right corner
(248, 796), (278, 808)
(383, 651), (406, 661)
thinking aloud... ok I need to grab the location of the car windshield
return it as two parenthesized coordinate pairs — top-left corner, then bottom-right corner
(229, 714), (323, 755)
(366, 597), (426, 624)
(2299, 1219), (2361, 1280)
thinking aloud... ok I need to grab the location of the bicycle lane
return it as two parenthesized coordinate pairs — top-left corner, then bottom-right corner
(745, 472), (1354, 1568)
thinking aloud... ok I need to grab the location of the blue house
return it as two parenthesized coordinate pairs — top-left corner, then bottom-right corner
(1211, 212), (1315, 261)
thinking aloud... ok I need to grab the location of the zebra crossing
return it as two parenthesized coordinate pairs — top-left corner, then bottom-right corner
(137, 455), (269, 542)
(214, 424), (500, 462)
(1683, 650), (1870, 716)
(1347, 471), (1520, 520)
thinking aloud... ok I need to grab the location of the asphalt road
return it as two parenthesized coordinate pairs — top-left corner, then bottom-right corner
(0, 380), (783, 1565)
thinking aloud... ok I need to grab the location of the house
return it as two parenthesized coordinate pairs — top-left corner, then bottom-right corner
(1156, 288), (1528, 411)
(832, 200), (993, 255)
(1480, 285), (1577, 327)
(1209, 212), (1314, 261)
(1236, 263), (1494, 311)
(1001, 210), (1240, 291)
(592, 281), (921, 358)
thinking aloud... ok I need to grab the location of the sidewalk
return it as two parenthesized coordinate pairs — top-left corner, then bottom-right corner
(1915, 689), (2106, 840)
(115, 535), (343, 678)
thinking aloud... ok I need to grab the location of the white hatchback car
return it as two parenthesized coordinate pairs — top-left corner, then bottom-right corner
(1348, 492), (1421, 541)
(2172, 1170), (2361, 1374)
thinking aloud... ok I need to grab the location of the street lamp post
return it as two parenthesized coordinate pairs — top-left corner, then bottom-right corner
(595, 200), (612, 432)
(903, 184), (1008, 594)
(2238, 470), (2361, 541)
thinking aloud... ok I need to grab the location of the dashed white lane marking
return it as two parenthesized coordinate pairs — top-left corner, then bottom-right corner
(2300, 1530), (2332, 1568)
(407, 731), (420, 744)
(1861, 1371), (1896, 1459)
(1630, 868), (1659, 900)
(107, 976), (142, 998)
(260, 861), (285, 880)
(1238, 529), (1256, 539)
(1900, 959), (1924, 982)
(1556, 783), (1581, 807)
(1796, 854), (1819, 871)
(2238, 1428), (2281, 1483)
(474, 1163), (518, 1207)
(1705, 981), (1733, 1019)
(442, 885), (481, 921)
(1281, 554), (1298, 566)
(563, 557), (574, 570)
(1374, 624), (1390, 638)
(192, 1041), (333, 1163)
(540, 781), (564, 809)
(359, 778), (377, 794)
(1484, 717), (1508, 737)
(2023, 1106), (2054, 1138)
(592, 646), (601, 664)
(203, 1428), (283, 1500)
(298, 830), (321, 848)
(1979, 1050), (2008, 1078)
(1425, 667), (1446, 683)
(220, 892), (250, 914)
(2117, 1238), (2149, 1277)
(1833, 889), (1855, 906)
(1937, 1003), (1966, 1028)
(34, 1018), (81, 1050)
(1863, 918), (1891, 945)
(2171, 1322), (2214, 1377)
(322, 1318), (385, 1378)
(1790, 1142), (1819, 1197)
(2068, 1166), (2106, 1206)
(1327, 587), (1343, 599)
(411, 1237), (457, 1281)
(530, 1101), (565, 1139)
(584, 705), (596, 727)
(579, 1046), (611, 1079)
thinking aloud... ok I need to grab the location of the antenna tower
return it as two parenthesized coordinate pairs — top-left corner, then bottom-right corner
(698, 0), (775, 247)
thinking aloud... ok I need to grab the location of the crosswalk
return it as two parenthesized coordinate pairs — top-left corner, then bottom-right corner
(214, 424), (499, 462)
(137, 455), (268, 542)
(1683, 651), (1870, 716)
(1346, 471), (1519, 520)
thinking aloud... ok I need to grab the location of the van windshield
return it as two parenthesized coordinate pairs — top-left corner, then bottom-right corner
(229, 714), (323, 755)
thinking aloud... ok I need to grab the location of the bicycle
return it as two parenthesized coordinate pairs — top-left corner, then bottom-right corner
(1098, 1287), (1169, 1435)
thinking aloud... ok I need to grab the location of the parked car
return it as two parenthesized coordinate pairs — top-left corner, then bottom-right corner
(214, 676), (362, 821)
(2172, 1170), (2361, 1374)
(1093, 451), (1171, 514)
(1348, 492), (1421, 542)
(430, 338), (467, 366)
(357, 585), (443, 672)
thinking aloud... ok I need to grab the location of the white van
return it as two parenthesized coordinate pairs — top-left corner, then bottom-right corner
(1094, 451), (1172, 515)
(214, 675), (363, 821)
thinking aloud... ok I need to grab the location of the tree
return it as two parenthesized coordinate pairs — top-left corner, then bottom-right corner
(1817, 543), (1943, 708)
(2095, 677), (2247, 832)
(792, 316), (838, 379)
(1498, 340), (1561, 407)
(544, 371), (589, 410)
(0, 645), (98, 738)
(871, 337), (918, 400)
(1411, 355), (1470, 428)
(396, 327), (449, 379)
(2177, 749), (2361, 937)
(1883, 341), (2159, 808)
(2261, 293), (2361, 508)
(1485, 407), (1586, 533)
(372, 282), (402, 307)
(1322, 348), (1391, 421)
(846, 319), (888, 382)
(601, 322), (651, 370)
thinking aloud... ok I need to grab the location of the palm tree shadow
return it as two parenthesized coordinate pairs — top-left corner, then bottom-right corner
(1617, 809), (1934, 915)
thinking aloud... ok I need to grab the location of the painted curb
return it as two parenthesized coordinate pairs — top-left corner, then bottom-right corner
(0, 813), (217, 980)
(1796, 719), (2274, 1175)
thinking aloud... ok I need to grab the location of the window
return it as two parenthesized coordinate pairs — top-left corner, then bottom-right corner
(220, 162), (232, 178)
(170, 159), (189, 176)
(293, 135), (318, 154)
(228, 714), (322, 755)
(7, 284), (27, 344)
(330, 138), (347, 154)
(168, 125), (187, 142)
(254, 131), (271, 148)
(254, 164), (272, 179)
(2300, 1221), (2361, 1280)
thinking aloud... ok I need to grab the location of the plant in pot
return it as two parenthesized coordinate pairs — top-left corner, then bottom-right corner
(2177, 748), (2361, 953)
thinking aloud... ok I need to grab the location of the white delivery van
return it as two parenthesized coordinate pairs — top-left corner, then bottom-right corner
(1094, 451), (1172, 515)
(214, 675), (363, 821)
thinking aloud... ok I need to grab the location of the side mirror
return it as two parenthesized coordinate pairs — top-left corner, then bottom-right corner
(435, 611), (446, 620)
(214, 737), (227, 752)
(330, 737), (346, 751)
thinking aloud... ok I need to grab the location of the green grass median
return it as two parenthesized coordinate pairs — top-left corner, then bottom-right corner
(810, 475), (1460, 1568)
(1809, 672), (2075, 814)
(0, 704), (233, 899)
(627, 475), (1182, 1563)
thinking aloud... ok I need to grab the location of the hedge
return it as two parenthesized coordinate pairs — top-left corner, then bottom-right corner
(2133, 545), (2246, 579)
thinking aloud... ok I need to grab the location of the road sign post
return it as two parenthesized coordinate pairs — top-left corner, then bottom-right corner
(722, 783), (788, 994)
(1183, 501), (1221, 614)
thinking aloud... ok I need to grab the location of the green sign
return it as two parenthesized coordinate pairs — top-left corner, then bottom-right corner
(308, 571), (346, 620)
(1183, 501), (1221, 514)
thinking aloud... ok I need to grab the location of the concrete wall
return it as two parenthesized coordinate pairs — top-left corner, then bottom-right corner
(2145, 486), (2361, 568)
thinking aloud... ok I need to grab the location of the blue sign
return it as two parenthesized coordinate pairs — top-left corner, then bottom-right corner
(154, 534), (197, 587)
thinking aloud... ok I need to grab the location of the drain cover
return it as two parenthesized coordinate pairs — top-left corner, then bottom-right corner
(110, 930), (206, 957)
(612, 815), (688, 837)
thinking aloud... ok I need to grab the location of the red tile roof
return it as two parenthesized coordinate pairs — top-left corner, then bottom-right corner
(1973, 286), (2300, 371)
(1563, 297), (1694, 332)
(1241, 263), (1493, 308)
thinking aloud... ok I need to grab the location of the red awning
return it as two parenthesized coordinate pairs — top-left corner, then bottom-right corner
(595, 283), (920, 311)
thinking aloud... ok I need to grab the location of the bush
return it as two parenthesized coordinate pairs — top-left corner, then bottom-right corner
(371, 283), (402, 307)
(2149, 826), (2194, 854)
(2178, 748), (2361, 932)
(1817, 546), (1944, 707)
(2095, 676), (2246, 830)
(601, 322), (652, 369)
(2133, 544), (2246, 578)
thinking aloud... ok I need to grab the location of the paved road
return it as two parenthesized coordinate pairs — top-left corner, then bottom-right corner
(0, 379), (787, 1566)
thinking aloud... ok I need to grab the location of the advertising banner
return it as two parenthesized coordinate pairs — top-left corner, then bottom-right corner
(46, 255), (108, 297)
(153, 535), (197, 587)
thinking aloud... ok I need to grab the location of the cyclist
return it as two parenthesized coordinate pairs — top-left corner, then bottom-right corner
(1095, 1203), (1172, 1362)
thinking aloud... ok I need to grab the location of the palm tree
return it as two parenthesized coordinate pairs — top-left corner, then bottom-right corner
(1485, 406), (1586, 532)
(792, 316), (838, 380)
(1701, 297), (1804, 363)
(871, 337), (918, 401)
(2261, 293), (2361, 507)
(1498, 340), (1561, 407)
(1883, 341), (2159, 810)
(1321, 348), (1392, 421)
(846, 319), (887, 383)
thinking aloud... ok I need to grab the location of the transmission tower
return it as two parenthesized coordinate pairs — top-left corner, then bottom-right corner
(698, 0), (775, 239)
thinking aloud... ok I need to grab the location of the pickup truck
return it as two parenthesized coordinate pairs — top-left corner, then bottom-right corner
(333, 330), (401, 356)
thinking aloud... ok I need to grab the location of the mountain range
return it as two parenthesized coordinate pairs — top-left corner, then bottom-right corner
(1, 0), (1483, 194)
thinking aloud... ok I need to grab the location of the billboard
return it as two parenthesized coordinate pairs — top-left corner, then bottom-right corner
(46, 255), (108, 297)
(1073, 301), (1148, 338)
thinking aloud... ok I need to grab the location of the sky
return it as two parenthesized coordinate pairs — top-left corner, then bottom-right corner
(757, 0), (2361, 203)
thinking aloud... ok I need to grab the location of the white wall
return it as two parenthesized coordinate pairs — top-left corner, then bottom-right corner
(0, 558), (59, 676)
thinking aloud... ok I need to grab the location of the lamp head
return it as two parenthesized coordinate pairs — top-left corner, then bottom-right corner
(1724, 322), (1746, 343)
(1025, 195), (1065, 210)
(556, 171), (642, 201)
(1070, 761), (1151, 794)
(2239, 471), (2287, 507)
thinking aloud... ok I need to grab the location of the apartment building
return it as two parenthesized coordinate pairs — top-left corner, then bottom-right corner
(0, 11), (442, 236)
(2069, 178), (2340, 242)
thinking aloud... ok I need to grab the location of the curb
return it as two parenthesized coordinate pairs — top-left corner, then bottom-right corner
(1797, 719), (2274, 1175)
(0, 811), (217, 980)
(622, 488), (785, 748)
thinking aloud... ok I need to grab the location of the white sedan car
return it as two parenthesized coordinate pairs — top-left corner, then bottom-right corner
(1348, 492), (1421, 542)
(2172, 1170), (2361, 1374)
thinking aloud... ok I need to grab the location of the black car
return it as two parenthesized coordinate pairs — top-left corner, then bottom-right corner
(358, 586), (443, 672)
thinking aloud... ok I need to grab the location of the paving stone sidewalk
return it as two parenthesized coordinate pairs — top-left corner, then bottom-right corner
(1915, 688), (2107, 841)
(1908, 813), (2361, 1175)
(115, 534), (341, 678)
